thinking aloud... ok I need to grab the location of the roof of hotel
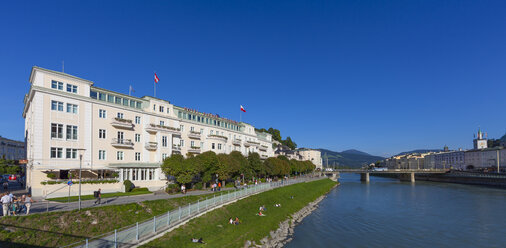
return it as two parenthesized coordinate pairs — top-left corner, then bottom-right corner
(108, 163), (162, 168)
(31, 66), (95, 85)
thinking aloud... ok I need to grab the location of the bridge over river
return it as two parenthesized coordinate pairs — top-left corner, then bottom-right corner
(323, 169), (450, 182)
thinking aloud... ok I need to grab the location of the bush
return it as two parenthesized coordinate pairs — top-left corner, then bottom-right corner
(46, 173), (56, 179)
(194, 182), (203, 190)
(165, 183), (180, 194)
(131, 187), (149, 192)
(123, 180), (134, 192)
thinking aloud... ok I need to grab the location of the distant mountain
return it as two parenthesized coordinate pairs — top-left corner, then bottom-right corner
(341, 149), (372, 156)
(318, 149), (384, 168)
(395, 149), (443, 156)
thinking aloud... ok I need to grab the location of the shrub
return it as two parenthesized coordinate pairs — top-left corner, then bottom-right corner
(46, 173), (56, 179)
(123, 180), (134, 192)
(131, 187), (149, 192)
(194, 182), (203, 190)
(165, 183), (180, 194)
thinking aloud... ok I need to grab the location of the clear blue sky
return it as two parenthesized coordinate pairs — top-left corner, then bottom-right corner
(1, 0), (505, 157)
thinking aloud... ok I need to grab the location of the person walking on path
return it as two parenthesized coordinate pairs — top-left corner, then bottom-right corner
(94, 189), (101, 205)
(181, 184), (186, 194)
(24, 194), (34, 215)
(1, 193), (11, 216)
(218, 182), (221, 191)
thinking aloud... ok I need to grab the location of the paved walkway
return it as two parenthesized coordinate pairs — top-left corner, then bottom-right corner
(25, 187), (234, 215)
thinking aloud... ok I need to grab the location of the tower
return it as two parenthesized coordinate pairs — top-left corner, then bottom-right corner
(473, 128), (488, 149)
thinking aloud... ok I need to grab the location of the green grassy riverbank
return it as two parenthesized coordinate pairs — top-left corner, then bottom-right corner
(47, 188), (152, 202)
(0, 193), (221, 247)
(142, 178), (337, 248)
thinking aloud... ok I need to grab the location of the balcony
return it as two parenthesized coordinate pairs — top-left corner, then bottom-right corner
(261, 154), (269, 159)
(245, 140), (260, 147)
(259, 145), (268, 151)
(111, 118), (134, 129)
(145, 123), (181, 136)
(207, 134), (228, 142)
(232, 139), (242, 146)
(188, 131), (201, 139)
(172, 145), (181, 152)
(188, 146), (201, 154)
(145, 142), (158, 151)
(111, 138), (134, 148)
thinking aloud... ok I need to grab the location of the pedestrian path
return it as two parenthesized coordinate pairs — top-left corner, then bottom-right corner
(28, 187), (234, 214)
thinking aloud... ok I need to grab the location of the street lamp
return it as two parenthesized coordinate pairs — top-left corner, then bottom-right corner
(77, 148), (86, 211)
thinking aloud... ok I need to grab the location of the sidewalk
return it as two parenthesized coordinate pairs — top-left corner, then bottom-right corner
(28, 187), (234, 214)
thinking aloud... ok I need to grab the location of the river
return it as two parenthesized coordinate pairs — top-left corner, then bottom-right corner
(286, 174), (506, 248)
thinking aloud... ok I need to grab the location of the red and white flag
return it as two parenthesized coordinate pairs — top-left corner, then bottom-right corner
(154, 73), (160, 83)
(240, 105), (246, 112)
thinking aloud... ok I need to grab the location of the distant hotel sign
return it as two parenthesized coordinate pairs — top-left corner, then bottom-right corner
(18, 159), (28, 164)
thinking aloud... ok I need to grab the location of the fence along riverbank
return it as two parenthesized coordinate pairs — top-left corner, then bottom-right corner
(62, 175), (324, 248)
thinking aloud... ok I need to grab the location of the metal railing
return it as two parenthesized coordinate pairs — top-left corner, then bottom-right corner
(63, 176), (322, 248)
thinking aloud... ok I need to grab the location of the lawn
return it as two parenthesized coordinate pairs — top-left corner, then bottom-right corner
(142, 178), (337, 248)
(47, 189), (152, 202)
(0, 192), (223, 247)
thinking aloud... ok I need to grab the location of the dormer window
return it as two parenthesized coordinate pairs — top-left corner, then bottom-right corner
(160, 106), (164, 112)
(66, 84), (78, 93)
(51, 80), (63, 90)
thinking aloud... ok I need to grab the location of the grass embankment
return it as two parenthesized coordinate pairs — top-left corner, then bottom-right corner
(47, 188), (152, 202)
(0, 193), (221, 247)
(143, 178), (337, 248)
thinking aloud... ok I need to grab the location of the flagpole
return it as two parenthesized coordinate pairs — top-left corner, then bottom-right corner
(154, 81), (156, 97)
(129, 86), (131, 96)
(240, 111), (242, 123)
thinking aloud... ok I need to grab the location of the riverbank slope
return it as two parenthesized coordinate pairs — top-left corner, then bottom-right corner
(142, 178), (337, 248)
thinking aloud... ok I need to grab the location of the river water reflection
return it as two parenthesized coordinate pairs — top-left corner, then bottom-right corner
(286, 174), (506, 248)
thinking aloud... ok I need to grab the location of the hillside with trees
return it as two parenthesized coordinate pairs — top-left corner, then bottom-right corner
(255, 127), (297, 150)
(319, 149), (384, 168)
(162, 151), (315, 188)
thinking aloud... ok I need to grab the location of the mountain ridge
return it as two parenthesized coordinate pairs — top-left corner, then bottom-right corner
(318, 148), (384, 168)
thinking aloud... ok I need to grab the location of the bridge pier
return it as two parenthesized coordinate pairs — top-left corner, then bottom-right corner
(399, 172), (415, 183)
(360, 173), (370, 182)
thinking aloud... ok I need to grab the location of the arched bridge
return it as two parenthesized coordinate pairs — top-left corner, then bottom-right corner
(323, 169), (450, 182)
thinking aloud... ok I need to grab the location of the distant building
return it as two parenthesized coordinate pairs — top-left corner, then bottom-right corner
(274, 145), (323, 170)
(0, 136), (26, 160)
(473, 128), (488, 149)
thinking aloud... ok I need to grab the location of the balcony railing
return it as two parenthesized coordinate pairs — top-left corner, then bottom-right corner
(245, 140), (260, 147)
(111, 138), (134, 148)
(232, 139), (242, 146)
(145, 123), (181, 135)
(111, 118), (134, 129)
(145, 142), (158, 151)
(207, 134), (228, 141)
(259, 145), (268, 151)
(188, 146), (201, 154)
(172, 145), (181, 151)
(188, 131), (201, 139)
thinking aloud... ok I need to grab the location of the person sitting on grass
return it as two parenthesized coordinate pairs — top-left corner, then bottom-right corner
(259, 205), (266, 211)
(257, 211), (266, 216)
(275, 203), (281, 207)
(229, 217), (234, 224)
(234, 217), (240, 225)
(191, 238), (205, 244)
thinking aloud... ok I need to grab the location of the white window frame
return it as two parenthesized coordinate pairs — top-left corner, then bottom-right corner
(51, 100), (64, 111)
(50, 147), (63, 158)
(117, 151), (124, 161)
(99, 129), (106, 139)
(99, 109), (107, 118)
(66, 103), (78, 114)
(135, 152), (141, 161)
(135, 134), (141, 142)
(99, 150), (106, 160)
(135, 116), (141, 124)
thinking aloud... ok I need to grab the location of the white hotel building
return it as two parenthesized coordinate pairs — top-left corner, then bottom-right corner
(23, 67), (274, 197)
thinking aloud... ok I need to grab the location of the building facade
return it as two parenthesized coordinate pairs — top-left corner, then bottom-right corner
(23, 67), (275, 197)
(274, 145), (323, 170)
(0, 136), (26, 160)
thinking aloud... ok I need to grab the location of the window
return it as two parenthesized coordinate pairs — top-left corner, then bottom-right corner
(135, 116), (141, 124)
(115, 97), (122, 105)
(159, 106), (164, 112)
(66, 148), (77, 159)
(51, 101), (64, 111)
(135, 152), (141, 161)
(180, 139), (184, 147)
(107, 95), (115, 103)
(117, 151), (124, 160)
(200, 142), (204, 148)
(200, 128), (203, 134)
(117, 131), (124, 141)
(66, 84), (78, 93)
(162, 136), (167, 147)
(99, 150), (106, 160)
(162, 153), (168, 160)
(191, 141), (195, 147)
(90, 91), (97, 99)
(153, 104), (156, 111)
(130, 100), (136, 108)
(51, 123), (63, 139)
(66, 103), (78, 114)
(212, 143), (215, 149)
(218, 144), (222, 150)
(117, 112), (124, 119)
(51, 80), (63, 90)
(66, 125), (78, 140)
(210, 130), (214, 135)
(50, 147), (63, 158)
(123, 98), (129, 106)
(99, 129), (106, 139)
(99, 109), (106, 118)
(135, 134), (140, 142)
(99, 92), (106, 101)
(160, 121), (165, 126)
(180, 125), (184, 131)
(190, 126), (194, 132)
(178, 112), (182, 118)
(136, 102), (142, 109)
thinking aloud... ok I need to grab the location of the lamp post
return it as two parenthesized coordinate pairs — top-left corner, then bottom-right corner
(77, 148), (86, 211)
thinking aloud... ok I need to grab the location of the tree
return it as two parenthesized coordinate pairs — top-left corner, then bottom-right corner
(267, 128), (282, 142)
(282, 136), (297, 150)
(248, 152), (264, 177)
(229, 151), (252, 180)
(216, 154), (240, 184)
(194, 151), (218, 188)
(161, 154), (196, 185)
